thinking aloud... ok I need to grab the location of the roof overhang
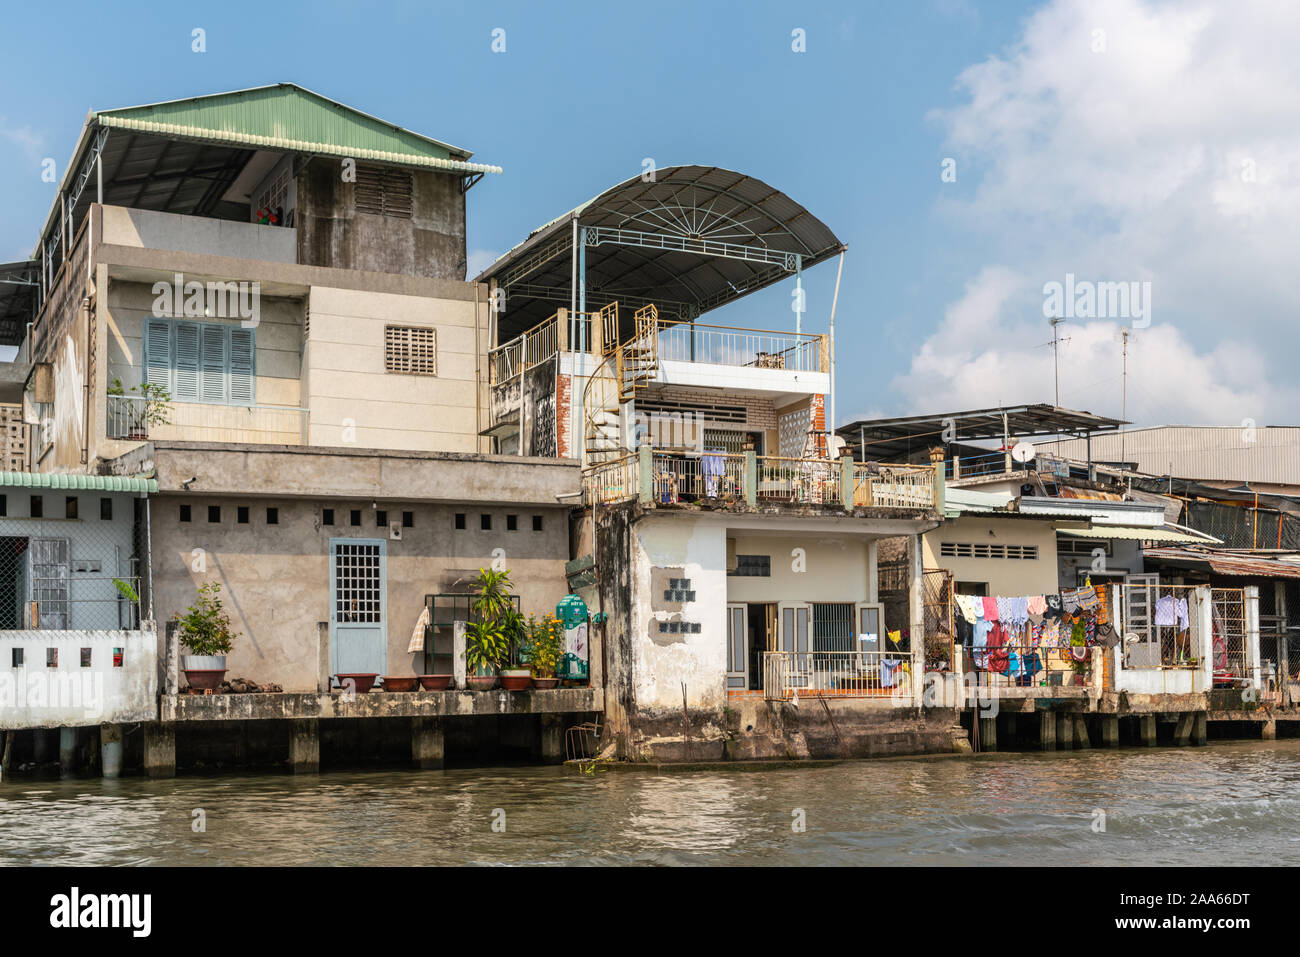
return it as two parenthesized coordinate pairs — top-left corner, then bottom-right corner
(476, 165), (846, 337)
(1056, 526), (1219, 545)
(1142, 546), (1300, 579)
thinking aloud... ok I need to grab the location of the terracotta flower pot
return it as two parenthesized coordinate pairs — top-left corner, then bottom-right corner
(335, 673), (378, 693)
(500, 670), (532, 692)
(466, 675), (498, 691)
(383, 676), (417, 692)
(531, 677), (559, 690)
(417, 674), (453, 691)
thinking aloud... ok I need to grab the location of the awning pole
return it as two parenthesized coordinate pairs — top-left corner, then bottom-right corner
(828, 251), (844, 442)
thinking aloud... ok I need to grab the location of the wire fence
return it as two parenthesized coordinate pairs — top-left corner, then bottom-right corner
(1117, 583), (1203, 669)
(0, 501), (148, 632)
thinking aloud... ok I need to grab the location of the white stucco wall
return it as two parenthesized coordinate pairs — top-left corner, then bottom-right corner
(0, 629), (158, 729)
(630, 516), (729, 713)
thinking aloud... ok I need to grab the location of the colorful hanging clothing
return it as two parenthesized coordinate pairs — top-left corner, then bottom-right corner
(1077, 585), (1100, 611)
(1155, 595), (1190, 628)
(1027, 595), (1047, 616)
(982, 596), (999, 621)
(1061, 588), (1081, 615)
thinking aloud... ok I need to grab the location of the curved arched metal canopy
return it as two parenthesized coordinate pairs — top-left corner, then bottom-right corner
(476, 165), (846, 337)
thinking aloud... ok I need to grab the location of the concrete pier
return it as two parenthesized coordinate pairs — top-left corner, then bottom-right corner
(978, 716), (997, 752)
(1261, 716), (1276, 741)
(1056, 712), (1073, 751)
(411, 717), (445, 770)
(1039, 712), (1056, 751)
(144, 722), (176, 779)
(1174, 712), (1194, 746)
(100, 724), (124, 779)
(1072, 715), (1090, 749)
(1100, 715), (1119, 748)
(1139, 714), (1157, 747)
(59, 727), (77, 775)
(539, 714), (565, 763)
(289, 719), (320, 773)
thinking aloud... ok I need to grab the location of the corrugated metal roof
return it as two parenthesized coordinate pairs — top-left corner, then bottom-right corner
(1142, 546), (1300, 579)
(1057, 526), (1218, 544)
(0, 472), (157, 493)
(1041, 426), (1300, 486)
(95, 83), (502, 176)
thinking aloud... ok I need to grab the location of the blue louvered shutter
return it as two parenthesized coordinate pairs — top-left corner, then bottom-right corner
(173, 322), (201, 401)
(144, 320), (172, 392)
(229, 328), (255, 405)
(200, 324), (228, 403)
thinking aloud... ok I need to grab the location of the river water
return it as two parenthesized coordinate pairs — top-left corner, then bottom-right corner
(2, 740), (1298, 866)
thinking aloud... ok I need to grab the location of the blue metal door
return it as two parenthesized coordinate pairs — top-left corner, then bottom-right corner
(330, 538), (387, 676)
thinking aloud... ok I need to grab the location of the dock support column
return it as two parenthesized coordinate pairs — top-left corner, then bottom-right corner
(1194, 712), (1207, 746)
(33, 729), (53, 764)
(1056, 712), (1073, 750)
(289, 719), (320, 774)
(1100, 715), (1119, 748)
(978, 715), (997, 752)
(539, 714), (565, 763)
(1073, 715), (1091, 749)
(143, 722), (176, 779)
(1174, 712), (1194, 746)
(1039, 712), (1056, 751)
(411, 717), (445, 770)
(1260, 716), (1276, 741)
(100, 724), (124, 779)
(59, 727), (77, 775)
(1139, 714), (1157, 747)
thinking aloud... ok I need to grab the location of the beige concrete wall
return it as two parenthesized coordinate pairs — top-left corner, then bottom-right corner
(152, 495), (573, 692)
(922, 515), (1060, 595)
(725, 533), (873, 605)
(304, 285), (480, 451)
(99, 205), (297, 263)
(103, 278), (304, 407)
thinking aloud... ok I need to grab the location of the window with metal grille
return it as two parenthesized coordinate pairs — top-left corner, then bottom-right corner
(333, 542), (382, 623)
(728, 554), (771, 577)
(385, 325), (437, 376)
(355, 165), (414, 219)
(940, 541), (1039, 560)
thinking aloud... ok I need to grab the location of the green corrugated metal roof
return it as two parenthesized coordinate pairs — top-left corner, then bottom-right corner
(96, 83), (501, 176)
(0, 472), (157, 493)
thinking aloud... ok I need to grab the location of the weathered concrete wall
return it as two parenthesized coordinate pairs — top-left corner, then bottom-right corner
(100, 205), (296, 264)
(296, 159), (467, 280)
(629, 515), (729, 715)
(151, 494), (573, 691)
(0, 629), (157, 729)
(120, 443), (581, 504)
(725, 533), (873, 605)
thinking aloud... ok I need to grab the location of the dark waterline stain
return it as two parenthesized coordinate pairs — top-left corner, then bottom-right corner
(3, 740), (1300, 866)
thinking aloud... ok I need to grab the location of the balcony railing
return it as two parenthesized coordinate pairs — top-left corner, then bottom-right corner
(762, 651), (914, 699)
(582, 446), (937, 512)
(106, 394), (308, 445)
(654, 321), (825, 373)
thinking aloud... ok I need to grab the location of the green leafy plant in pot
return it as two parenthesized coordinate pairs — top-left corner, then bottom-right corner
(526, 613), (564, 689)
(174, 581), (239, 691)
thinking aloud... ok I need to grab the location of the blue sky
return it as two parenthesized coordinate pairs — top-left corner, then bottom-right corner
(4, 0), (1297, 429)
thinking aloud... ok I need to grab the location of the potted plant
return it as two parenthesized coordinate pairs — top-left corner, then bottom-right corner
(464, 620), (506, 690)
(174, 581), (238, 691)
(499, 608), (533, 691)
(527, 614), (564, 690)
(108, 378), (172, 439)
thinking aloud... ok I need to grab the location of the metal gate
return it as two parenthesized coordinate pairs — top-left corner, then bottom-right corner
(329, 538), (387, 677)
(1211, 588), (1249, 679)
(922, 568), (954, 669)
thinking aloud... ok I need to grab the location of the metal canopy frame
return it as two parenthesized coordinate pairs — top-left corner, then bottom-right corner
(838, 403), (1129, 462)
(478, 165), (845, 338)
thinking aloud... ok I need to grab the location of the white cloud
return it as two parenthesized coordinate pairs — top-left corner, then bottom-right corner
(904, 0), (1300, 425)
(891, 266), (1295, 426)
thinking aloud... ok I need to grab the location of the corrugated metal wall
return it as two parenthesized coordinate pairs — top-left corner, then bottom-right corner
(1040, 426), (1300, 485)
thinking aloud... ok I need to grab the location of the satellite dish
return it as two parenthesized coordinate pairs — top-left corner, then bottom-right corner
(1011, 440), (1036, 464)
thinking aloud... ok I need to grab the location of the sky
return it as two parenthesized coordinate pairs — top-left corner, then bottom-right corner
(2, 0), (1297, 431)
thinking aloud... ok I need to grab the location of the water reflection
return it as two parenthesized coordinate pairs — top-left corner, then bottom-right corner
(2, 740), (1299, 866)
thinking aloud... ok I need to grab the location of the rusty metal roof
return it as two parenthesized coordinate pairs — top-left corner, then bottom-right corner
(1141, 546), (1300, 579)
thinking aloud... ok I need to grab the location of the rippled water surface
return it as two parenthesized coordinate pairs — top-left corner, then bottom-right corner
(3, 741), (1299, 865)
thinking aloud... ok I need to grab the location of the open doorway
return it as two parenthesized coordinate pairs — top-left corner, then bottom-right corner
(746, 602), (776, 690)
